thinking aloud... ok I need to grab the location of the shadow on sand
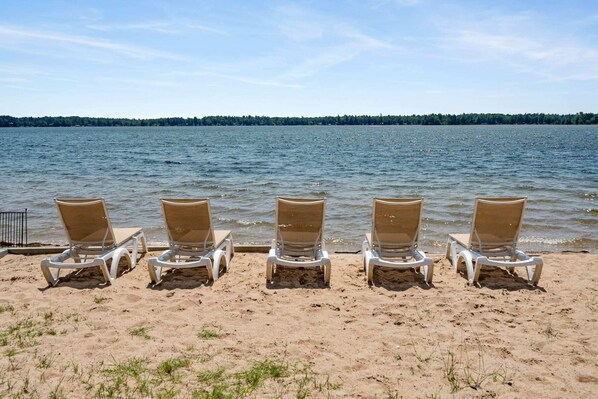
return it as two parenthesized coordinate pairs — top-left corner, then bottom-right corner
(146, 266), (228, 290)
(370, 267), (435, 291)
(266, 267), (329, 289)
(455, 266), (546, 292)
(38, 254), (146, 291)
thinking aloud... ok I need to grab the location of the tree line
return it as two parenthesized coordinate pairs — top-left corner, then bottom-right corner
(0, 112), (596, 127)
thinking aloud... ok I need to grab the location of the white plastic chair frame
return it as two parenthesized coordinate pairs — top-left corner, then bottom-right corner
(40, 198), (147, 286)
(362, 198), (434, 284)
(266, 197), (331, 284)
(446, 197), (543, 285)
(147, 199), (233, 284)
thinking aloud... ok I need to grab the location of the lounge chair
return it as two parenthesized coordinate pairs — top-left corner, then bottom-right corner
(362, 198), (434, 284)
(266, 197), (331, 284)
(148, 199), (233, 284)
(446, 197), (543, 285)
(40, 198), (147, 286)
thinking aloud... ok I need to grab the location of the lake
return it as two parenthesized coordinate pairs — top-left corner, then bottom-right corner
(1, 125), (596, 252)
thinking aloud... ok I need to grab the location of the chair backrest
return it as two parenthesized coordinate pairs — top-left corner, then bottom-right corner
(161, 199), (215, 249)
(371, 198), (423, 255)
(275, 197), (325, 257)
(469, 197), (527, 252)
(55, 198), (115, 248)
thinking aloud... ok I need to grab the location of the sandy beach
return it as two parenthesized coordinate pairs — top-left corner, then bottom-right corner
(0, 251), (596, 398)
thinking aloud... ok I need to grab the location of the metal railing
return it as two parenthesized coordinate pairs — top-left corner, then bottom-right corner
(0, 209), (28, 247)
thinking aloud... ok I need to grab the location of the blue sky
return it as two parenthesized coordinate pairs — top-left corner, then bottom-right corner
(0, 0), (597, 117)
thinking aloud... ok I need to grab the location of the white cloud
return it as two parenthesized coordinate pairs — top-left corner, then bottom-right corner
(272, 5), (397, 80)
(87, 21), (179, 34)
(0, 25), (186, 61)
(277, 47), (359, 80)
(395, 0), (422, 6)
(174, 70), (303, 89)
(341, 29), (396, 50)
(435, 10), (598, 81)
(87, 20), (227, 35)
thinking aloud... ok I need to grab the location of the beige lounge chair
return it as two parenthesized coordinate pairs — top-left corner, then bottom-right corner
(362, 198), (434, 284)
(266, 197), (331, 284)
(40, 198), (147, 286)
(446, 197), (543, 285)
(148, 199), (233, 283)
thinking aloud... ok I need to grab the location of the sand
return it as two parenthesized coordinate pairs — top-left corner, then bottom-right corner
(0, 251), (596, 398)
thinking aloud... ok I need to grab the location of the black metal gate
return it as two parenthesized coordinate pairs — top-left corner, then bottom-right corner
(0, 209), (28, 247)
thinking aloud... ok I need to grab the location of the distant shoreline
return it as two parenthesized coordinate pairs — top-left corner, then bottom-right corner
(1, 112), (597, 127)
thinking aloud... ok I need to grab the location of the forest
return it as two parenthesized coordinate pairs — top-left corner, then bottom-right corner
(1, 112), (596, 127)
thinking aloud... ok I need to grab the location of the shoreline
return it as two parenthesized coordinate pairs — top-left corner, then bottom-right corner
(0, 243), (593, 256)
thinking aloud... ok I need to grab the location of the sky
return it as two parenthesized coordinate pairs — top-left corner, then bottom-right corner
(0, 0), (597, 118)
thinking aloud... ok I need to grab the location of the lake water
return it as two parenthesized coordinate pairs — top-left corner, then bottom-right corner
(1, 125), (596, 252)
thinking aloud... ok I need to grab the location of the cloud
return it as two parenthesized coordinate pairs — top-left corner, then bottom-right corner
(174, 70), (303, 88)
(277, 47), (359, 80)
(394, 0), (422, 6)
(86, 21), (179, 34)
(435, 10), (598, 81)
(368, 0), (422, 8)
(341, 29), (395, 50)
(0, 77), (28, 84)
(0, 25), (186, 61)
(272, 5), (397, 80)
(87, 20), (227, 35)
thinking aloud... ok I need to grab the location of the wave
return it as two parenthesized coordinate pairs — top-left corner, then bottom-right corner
(217, 217), (273, 227)
(519, 236), (597, 247)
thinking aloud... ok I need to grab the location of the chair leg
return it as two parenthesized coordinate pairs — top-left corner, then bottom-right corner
(224, 239), (233, 271)
(140, 232), (148, 253)
(211, 249), (225, 281)
(450, 241), (461, 272)
(107, 248), (131, 283)
(424, 264), (434, 284)
(148, 264), (162, 284)
(323, 264), (331, 285)
(458, 251), (476, 284)
(366, 262), (375, 284)
(527, 263), (543, 286)
(266, 262), (273, 283)
(99, 260), (112, 284)
(130, 236), (140, 269)
(473, 262), (482, 284)
(40, 264), (60, 286)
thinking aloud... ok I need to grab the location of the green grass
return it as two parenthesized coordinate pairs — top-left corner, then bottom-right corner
(0, 352), (342, 399)
(129, 326), (152, 340)
(198, 328), (221, 340)
(94, 295), (109, 304)
(0, 304), (14, 313)
(36, 353), (55, 369)
(158, 358), (191, 379)
(95, 358), (152, 398)
(197, 368), (226, 384)
(237, 358), (289, 390)
(192, 358), (340, 399)
(0, 317), (55, 348)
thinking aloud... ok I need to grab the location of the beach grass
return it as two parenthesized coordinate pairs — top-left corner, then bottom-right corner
(129, 326), (152, 340)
